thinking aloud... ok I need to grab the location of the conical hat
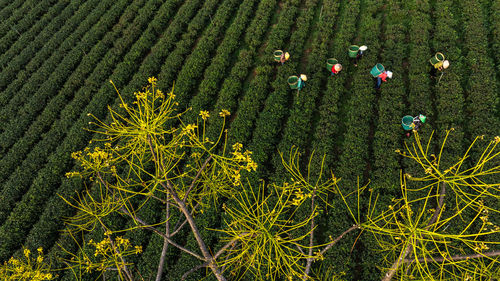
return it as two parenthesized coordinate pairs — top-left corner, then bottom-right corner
(442, 60), (449, 69)
(300, 74), (307, 81)
(285, 52), (290, 60)
(419, 114), (427, 123)
(386, 71), (393, 78)
(334, 64), (342, 71)
(359, 45), (368, 51)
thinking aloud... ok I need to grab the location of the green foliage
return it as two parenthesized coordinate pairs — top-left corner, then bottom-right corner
(2, 1), (500, 280)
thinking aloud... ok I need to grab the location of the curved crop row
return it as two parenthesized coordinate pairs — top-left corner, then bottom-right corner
(0, 0), (114, 118)
(228, 0), (301, 147)
(271, 0), (341, 182)
(487, 0), (500, 119)
(0, 0), (76, 90)
(0, 0), (56, 55)
(432, 0), (465, 167)
(489, 0), (500, 74)
(0, 0), (98, 155)
(0, 0), (144, 208)
(400, 0), (433, 179)
(155, 0), (222, 92)
(326, 1), (384, 279)
(333, 0), (383, 190)
(0, 0), (142, 261)
(184, 0), (257, 122)
(245, 0), (320, 180)
(305, 0), (362, 276)
(371, 1), (406, 190)
(167, 0), (241, 110)
(360, 1), (408, 279)
(0, 0), (24, 20)
(460, 0), (499, 142)
(204, 0), (277, 142)
(309, 0), (361, 174)
(0, 0), (133, 225)
(266, 0), (344, 278)
(19, 0), (192, 266)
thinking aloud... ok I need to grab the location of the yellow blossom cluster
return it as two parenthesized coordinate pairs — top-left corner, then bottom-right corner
(219, 109), (230, 117)
(229, 143), (258, 186)
(68, 147), (112, 176)
(147, 76), (157, 85)
(473, 242), (489, 252)
(182, 123), (198, 135)
(67, 235), (144, 273)
(199, 110), (210, 120)
(1, 248), (54, 280)
(291, 187), (307, 206)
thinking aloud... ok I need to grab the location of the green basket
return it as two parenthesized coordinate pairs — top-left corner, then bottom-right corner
(370, 63), (384, 77)
(348, 45), (359, 58)
(288, 76), (299, 89)
(274, 50), (283, 61)
(402, 116), (414, 131)
(429, 52), (444, 65)
(326, 58), (337, 71)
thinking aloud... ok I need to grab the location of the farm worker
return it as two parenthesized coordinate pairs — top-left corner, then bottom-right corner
(280, 52), (290, 65)
(413, 114), (426, 130)
(297, 74), (307, 90)
(331, 63), (342, 76)
(406, 114), (426, 137)
(430, 59), (450, 77)
(374, 70), (392, 90)
(354, 45), (367, 67)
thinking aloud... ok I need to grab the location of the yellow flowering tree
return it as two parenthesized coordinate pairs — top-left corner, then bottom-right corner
(60, 78), (349, 281)
(338, 130), (500, 281)
(22, 77), (497, 281)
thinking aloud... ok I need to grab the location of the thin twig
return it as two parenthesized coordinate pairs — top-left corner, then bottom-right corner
(319, 225), (360, 256)
(302, 189), (317, 280)
(180, 234), (247, 281)
(183, 155), (212, 204)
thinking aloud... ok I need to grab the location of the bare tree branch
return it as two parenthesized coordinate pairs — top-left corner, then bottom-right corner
(147, 136), (226, 281)
(320, 224), (360, 256)
(180, 234), (248, 281)
(183, 155), (213, 204)
(181, 263), (206, 281)
(404, 250), (500, 263)
(427, 181), (446, 229)
(155, 199), (170, 281)
(382, 182), (447, 281)
(118, 204), (204, 261)
(104, 227), (134, 281)
(302, 189), (317, 280)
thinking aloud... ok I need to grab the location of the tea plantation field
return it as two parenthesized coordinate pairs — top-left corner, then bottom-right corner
(0, 0), (499, 280)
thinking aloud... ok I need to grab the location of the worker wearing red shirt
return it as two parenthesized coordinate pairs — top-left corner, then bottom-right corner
(375, 70), (392, 90)
(331, 63), (342, 76)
